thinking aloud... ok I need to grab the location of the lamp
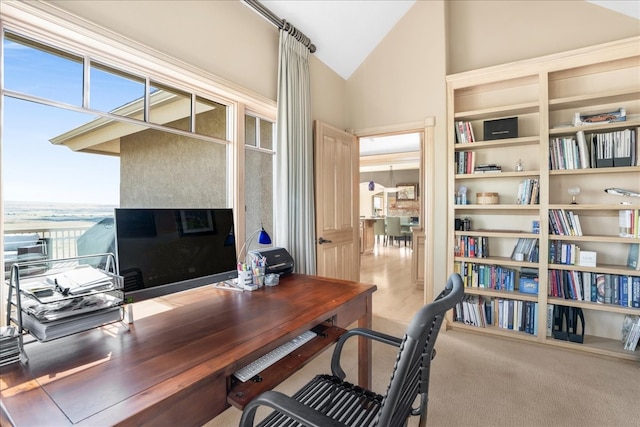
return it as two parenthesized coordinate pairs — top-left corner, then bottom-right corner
(568, 186), (580, 204)
(237, 224), (272, 263)
(384, 165), (399, 193)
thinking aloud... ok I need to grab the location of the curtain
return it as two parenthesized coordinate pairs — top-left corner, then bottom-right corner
(274, 29), (316, 275)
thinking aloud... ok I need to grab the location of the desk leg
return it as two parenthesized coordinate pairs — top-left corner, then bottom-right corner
(357, 294), (373, 389)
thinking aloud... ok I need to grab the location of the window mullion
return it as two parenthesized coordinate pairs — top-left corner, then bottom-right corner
(83, 56), (90, 109)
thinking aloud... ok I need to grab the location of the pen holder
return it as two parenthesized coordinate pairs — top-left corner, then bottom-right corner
(238, 270), (253, 288)
(253, 274), (265, 287)
(252, 267), (266, 287)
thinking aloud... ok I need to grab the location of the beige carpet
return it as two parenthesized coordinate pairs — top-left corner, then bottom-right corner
(205, 317), (640, 427)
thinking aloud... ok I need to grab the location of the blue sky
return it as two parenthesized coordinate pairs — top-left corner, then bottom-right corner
(2, 36), (131, 205)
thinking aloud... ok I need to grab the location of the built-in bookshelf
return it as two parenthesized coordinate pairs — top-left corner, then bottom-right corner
(446, 37), (640, 361)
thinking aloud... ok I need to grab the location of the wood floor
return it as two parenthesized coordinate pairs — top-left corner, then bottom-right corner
(359, 239), (425, 324)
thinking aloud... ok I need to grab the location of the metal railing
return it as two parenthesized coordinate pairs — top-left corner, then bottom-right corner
(4, 226), (89, 260)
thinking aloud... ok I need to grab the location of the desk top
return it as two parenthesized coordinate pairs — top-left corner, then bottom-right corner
(1, 274), (376, 426)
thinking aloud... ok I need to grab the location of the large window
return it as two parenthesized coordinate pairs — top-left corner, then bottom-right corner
(2, 25), (274, 264)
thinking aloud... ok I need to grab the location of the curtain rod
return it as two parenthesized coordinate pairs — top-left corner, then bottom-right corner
(243, 0), (317, 53)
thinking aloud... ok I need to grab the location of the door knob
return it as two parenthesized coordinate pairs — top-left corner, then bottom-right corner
(317, 237), (332, 244)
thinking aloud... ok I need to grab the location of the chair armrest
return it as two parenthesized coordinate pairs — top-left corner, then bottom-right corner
(330, 327), (403, 380)
(239, 390), (344, 427)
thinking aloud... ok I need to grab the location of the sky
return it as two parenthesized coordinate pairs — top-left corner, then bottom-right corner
(2, 35), (135, 205)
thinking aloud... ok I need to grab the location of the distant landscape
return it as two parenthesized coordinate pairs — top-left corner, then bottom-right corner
(3, 201), (117, 231)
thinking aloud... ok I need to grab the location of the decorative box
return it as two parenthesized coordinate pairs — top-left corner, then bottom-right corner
(519, 276), (539, 294)
(476, 192), (499, 205)
(483, 117), (518, 140)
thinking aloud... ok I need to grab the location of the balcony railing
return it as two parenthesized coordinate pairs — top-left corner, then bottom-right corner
(4, 226), (92, 266)
(4, 226), (97, 281)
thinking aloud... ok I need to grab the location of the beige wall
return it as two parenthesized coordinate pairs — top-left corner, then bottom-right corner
(446, 0), (640, 74)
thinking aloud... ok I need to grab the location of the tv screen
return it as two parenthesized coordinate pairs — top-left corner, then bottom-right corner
(115, 208), (237, 302)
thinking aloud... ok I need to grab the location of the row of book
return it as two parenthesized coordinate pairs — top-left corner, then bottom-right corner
(453, 235), (489, 258)
(454, 120), (476, 144)
(510, 237), (539, 262)
(454, 150), (475, 174)
(516, 178), (539, 205)
(549, 128), (638, 170)
(454, 261), (518, 290)
(549, 241), (587, 265)
(548, 270), (640, 307)
(549, 209), (583, 236)
(453, 295), (538, 335)
(622, 315), (640, 352)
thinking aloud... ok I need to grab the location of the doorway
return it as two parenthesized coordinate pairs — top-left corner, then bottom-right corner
(358, 131), (425, 322)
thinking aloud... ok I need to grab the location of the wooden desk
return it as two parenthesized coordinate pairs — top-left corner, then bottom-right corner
(0, 274), (376, 426)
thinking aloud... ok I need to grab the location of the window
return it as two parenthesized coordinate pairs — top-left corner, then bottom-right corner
(2, 24), (274, 265)
(244, 114), (275, 251)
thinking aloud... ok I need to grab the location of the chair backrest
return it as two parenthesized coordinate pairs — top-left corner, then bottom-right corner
(385, 216), (402, 237)
(373, 218), (386, 236)
(375, 273), (464, 427)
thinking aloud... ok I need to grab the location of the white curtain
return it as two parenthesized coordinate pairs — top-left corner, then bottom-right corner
(274, 29), (316, 275)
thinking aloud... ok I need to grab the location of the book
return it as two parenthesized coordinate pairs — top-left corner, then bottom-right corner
(627, 243), (640, 270)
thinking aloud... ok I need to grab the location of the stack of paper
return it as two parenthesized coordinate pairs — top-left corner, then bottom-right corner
(46, 265), (113, 295)
(0, 326), (21, 366)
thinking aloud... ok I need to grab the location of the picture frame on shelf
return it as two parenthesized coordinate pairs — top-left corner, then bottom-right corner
(396, 183), (417, 200)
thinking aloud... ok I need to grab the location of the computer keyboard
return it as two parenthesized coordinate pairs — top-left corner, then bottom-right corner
(233, 330), (318, 382)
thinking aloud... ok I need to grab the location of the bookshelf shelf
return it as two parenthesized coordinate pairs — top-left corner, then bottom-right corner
(454, 102), (539, 121)
(456, 171), (540, 179)
(548, 165), (640, 176)
(464, 287), (540, 302)
(549, 263), (639, 276)
(455, 256), (539, 269)
(455, 230), (538, 238)
(447, 36), (640, 361)
(549, 235), (640, 244)
(453, 135), (539, 150)
(545, 334), (638, 361)
(549, 89), (640, 111)
(547, 297), (640, 316)
(449, 321), (540, 342)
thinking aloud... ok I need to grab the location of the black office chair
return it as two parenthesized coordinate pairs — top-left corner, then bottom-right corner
(239, 273), (464, 427)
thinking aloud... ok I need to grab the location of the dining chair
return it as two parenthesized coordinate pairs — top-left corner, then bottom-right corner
(373, 218), (386, 245)
(385, 216), (402, 246)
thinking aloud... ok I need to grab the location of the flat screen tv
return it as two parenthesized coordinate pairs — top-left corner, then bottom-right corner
(115, 208), (237, 302)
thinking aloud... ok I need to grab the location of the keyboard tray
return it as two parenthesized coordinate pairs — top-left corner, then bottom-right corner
(227, 323), (347, 409)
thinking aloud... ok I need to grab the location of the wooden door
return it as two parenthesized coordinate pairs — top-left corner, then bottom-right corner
(314, 121), (359, 281)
